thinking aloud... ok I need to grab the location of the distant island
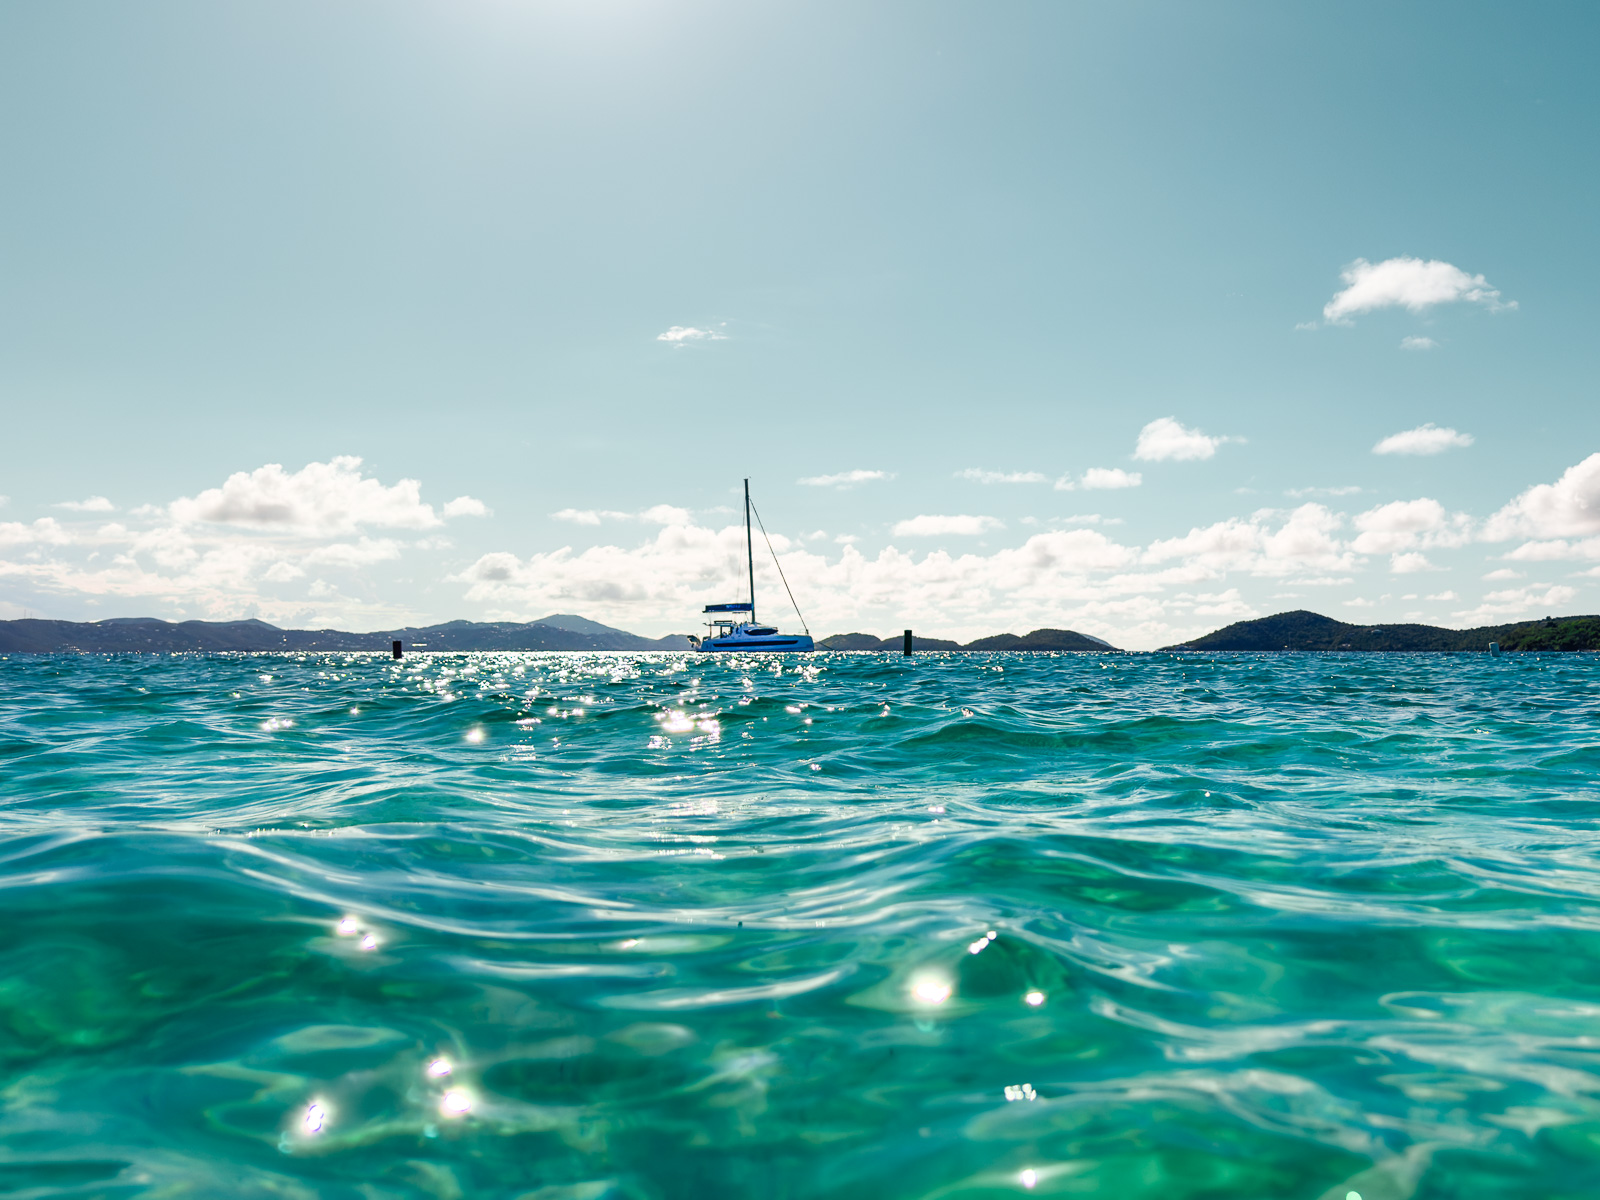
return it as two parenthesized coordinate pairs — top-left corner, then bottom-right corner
(3, 609), (1597, 654)
(0, 617), (1118, 654)
(0, 614), (694, 654)
(1161, 609), (1600, 652)
(818, 628), (1114, 652)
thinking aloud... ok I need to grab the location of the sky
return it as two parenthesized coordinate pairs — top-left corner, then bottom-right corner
(2, 1), (1599, 650)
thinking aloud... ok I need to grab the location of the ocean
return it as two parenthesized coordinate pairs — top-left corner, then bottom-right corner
(2, 650), (1599, 1199)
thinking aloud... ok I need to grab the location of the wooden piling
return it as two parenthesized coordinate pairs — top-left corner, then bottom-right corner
(392, 640), (403, 659)
(903, 629), (913, 656)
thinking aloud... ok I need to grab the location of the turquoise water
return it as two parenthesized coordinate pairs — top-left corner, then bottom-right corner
(3, 651), (1600, 1199)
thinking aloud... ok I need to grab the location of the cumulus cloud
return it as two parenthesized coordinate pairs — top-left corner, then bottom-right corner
(304, 538), (404, 568)
(656, 325), (728, 344)
(1144, 504), (1353, 577)
(453, 519), (1167, 645)
(956, 469), (1047, 485)
(167, 456), (479, 537)
(1372, 424), (1474, 456)
(1058, 468), (1142, 491)
(1321, 257), (1514, 325)
(1484, 453), (1600, 542)
(1134, 418), (1231, 462)
(552, 505), (695, 526)
(55, 496), (114, 512)
(891, 514), (1004, 537)
(1286, 486), (1362, 498)
(1454, 584), (1579, 624)
(1350, 499), (1473, 568)
(0, 458), (475, 629)
(1080, 467), (1142, 490)
(798, 470), (893, 488)
(0, 518), (73, 548)
(1389, 552), (1436, 574)
(1503, 538), (1600, 563)
(1399, 336), (1438, 351)
(442, 496), (490, 518)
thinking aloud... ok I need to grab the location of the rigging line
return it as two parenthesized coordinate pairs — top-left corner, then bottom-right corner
(747, 497), (810, 635)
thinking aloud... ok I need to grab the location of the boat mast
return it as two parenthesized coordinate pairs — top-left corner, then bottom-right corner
(744, 478), (756, 623)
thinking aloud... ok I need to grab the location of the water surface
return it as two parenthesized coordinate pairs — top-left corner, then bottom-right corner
(3, 650), (1599, 1199)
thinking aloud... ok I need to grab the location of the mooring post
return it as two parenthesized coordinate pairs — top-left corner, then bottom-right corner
(1489, 641), (1500, 657)
(903, 629), (913, 656)
(392, 640), (403, 659)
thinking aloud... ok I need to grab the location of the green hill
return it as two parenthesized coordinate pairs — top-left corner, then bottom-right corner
(0, 617), (693, 654)
(1164, 609), (1600, 652)
(817, 627), (1115, 651)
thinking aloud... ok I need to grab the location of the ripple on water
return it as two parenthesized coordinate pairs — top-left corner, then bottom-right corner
(0, 650), (1599, 1197)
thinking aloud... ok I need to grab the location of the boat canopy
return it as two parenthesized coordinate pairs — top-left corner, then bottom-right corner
(704, 603), (754, 613)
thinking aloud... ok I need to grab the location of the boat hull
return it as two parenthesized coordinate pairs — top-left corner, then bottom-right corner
(700, 634), (815, 653)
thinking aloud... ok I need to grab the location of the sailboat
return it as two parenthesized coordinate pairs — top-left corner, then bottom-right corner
(688, 480), (816, 653)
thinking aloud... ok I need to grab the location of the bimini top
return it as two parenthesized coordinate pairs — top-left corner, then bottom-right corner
(704, 603), (754, 613)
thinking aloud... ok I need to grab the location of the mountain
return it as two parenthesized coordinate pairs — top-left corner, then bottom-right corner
(0, 616), (695, 654)
(816, 628), (1115, 651)
(817, 632), (891, 650)
(536, 614), (694, 650)
(962, 628), (1114, 651)
(1163, 609), (1600, 652)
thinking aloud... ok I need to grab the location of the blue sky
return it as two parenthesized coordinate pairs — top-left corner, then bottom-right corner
(2, 1), (1599, 648)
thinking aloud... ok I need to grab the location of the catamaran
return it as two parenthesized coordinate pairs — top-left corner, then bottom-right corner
(688, 480), (815, 653)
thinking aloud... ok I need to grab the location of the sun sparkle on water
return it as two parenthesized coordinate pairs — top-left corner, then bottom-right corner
(4, 651), (1598, 1197)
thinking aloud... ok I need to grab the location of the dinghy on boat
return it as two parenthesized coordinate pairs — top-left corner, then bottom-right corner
(688, 480), (815, 653)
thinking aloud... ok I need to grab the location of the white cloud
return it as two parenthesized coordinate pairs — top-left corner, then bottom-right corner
(1484, 453), (1600, 541)
(1351, 498), (1471, 555)
(1389, 552), (1435, 574)
(1399, 336), (1438, 351)
(1144, 504), (1353, 576)
(552, 505), (696, 526)
(305, 538), (403, 568)
(891, 514), (1004, 537)
(1134, 418), (1231, 462)
(0, 458), (473, 629)
(1372, 424), (1474, 456)
(1343, 597), (1377, 608)
(1500, 538), (1600, 562)
(0, 518), (73, 548)
(453, 519), (1165, 644)
(956, 469), (1047, 485)
(55, 496), (114, 512)
(1321, 257), (1514, 324)
(1286, 486), (1362, 498)
(167, 456), (472, 536)
(656, 325), (728, 344)
(1454, 584), (1579, 623)
(1080, 467), (1142, 490)
(1483, 568), (1523, 580)
(1427, 590), (1457, 601)
(798, 470), (892, 488)
(443, 496), (490, 518)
